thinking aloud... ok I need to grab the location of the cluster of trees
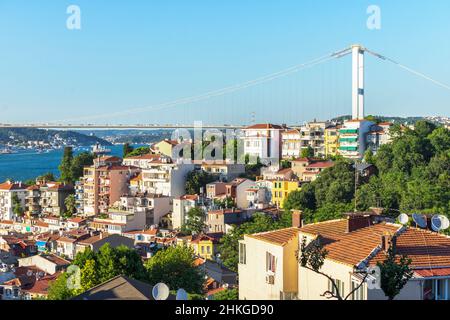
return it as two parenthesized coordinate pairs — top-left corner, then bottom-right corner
(123, 145), (150, 158)
(185, 171), (215, 195)
(283, 121), (450, 223)
(282, 159), (355, 224)
(59, 147), (95, 184)
(181, 207), (207, 235)
(48, 244), (205, 300)
(358, 122), (450, 215)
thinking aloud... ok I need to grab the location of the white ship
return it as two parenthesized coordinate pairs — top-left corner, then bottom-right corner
(92, 143), (111, 155)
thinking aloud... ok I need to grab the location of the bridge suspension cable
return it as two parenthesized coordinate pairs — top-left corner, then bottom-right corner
(365, 49), (450, 92)
(54, 47), (350, 123)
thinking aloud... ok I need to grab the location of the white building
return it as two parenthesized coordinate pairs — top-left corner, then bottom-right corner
(119, 194), (171, 226)
(89, 210), (147, 235)
(299, 121), (328, 157)
(366, 122), (393, 154)
(281, 129), (301, 159)
(242, 124), (284, 165)
(172, 195), (203, 230)
(123, 155), (195, 198)
(0, 181), (27, 221)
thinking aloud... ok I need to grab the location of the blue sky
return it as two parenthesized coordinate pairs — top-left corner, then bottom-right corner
(1, 0), (449, 125)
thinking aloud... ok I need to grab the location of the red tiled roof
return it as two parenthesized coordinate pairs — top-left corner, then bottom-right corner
(245, 123), (284, 130)
(67, 217), (86, 223)
(306, 161), (334, 169)
(0, 181), (27, 190)
(247, 227), (299, 246)
(300, 219), (450, 269)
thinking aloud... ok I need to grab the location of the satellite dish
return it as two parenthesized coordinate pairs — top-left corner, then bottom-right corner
(412, 213), (427, 229)
(152, 283), (170, 300)
(398, 213), (409, 225)
(431, 215), (450, 232)
(176, 288), (188, 301)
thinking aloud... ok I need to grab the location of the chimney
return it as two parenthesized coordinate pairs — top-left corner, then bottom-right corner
(291, 210), (303, 228)
(346, 214), (372, 233)
(381, 233), (397, 253)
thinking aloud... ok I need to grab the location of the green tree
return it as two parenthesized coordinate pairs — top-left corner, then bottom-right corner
(181, 207), (206, 235)
(47, 272), (76, 300)
(80, 259), (98, 292)
(377, 245), (414, 300)
(145, 246), (205, 294)
(59, 147), (74, 184)
(213, 288), (239, 300)
(301, 146), (314, 158)
(185, 171), (215, 195)
(123, 143), (134, 158)
(70, 152), (95, 181)
(12, 193), (24, 217)
(64, 194), (77, 217)
(125, 146), (150, 157)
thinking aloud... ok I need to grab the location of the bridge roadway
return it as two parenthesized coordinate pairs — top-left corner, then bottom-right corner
(0, 124), (247, 130)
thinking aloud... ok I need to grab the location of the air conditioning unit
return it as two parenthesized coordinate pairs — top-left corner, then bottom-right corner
(266, 275), (275, 285)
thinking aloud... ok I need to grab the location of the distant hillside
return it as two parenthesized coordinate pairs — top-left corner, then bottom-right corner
(331, 115), (425, 125)
(0, 128), (112, 146)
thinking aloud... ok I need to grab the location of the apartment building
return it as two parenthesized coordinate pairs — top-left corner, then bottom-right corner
(119, 193), (171, 225)
(238, 225), (300, 300)
(207, 209), (246, 234)
(81, 156), (139, 216)
(271, 180), (301, 209)
(242, 124), (284, 165)
(302, 161), (334, 182)
(25, 181), (73, 216)
(151, 139), (180, 157)
(206, 182), (227, 199)
(172, 194), (202, 230)
(225, 178), (256, 209)
(123, 154), (195, 197)
(338, 119), (374, 159)
(246, 187), (268, 210)
(200, 161), (245, 182)
(0, 181), (28, 221)
(299, 121), (328, 157)
(324, 124), (340, 157)
(89, 210), (146, 235)
(366, 122), (393, 154)
(281, 129), (301, 159)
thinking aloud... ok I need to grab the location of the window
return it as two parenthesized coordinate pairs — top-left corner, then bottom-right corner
(239, 243), (246, 264)
(207, 246), (211, 254)
(351, 280), (365, 300)
(328, 279), (344, 297)
(266, 252), (276, 273)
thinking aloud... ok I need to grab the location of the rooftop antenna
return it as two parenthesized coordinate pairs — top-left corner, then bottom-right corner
(176, 288), (188, 301)
(412, 213), (427, 229)
(431, 215), (450, 232)
(398, 213), (409, 225)
(152, 282), (170, 300)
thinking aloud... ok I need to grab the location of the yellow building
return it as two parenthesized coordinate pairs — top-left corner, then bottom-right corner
(152, 139), (179, 158)
(189, 235), (217, 260)
(177, 234), (218, 260)
(324, 125), (339, 157)
(272, 180), (301, 209)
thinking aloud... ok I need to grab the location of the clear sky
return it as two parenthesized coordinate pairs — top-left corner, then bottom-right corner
(1, 0), (449, 125)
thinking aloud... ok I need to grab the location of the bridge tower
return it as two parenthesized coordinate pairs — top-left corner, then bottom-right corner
(352, 44), (365, 120)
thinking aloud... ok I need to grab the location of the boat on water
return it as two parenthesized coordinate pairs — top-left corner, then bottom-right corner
(0, 147), (15, 154)
(92, 143), (111, 155)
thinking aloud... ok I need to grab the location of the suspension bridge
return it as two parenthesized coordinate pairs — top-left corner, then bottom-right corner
(2, 44), (449, 129)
